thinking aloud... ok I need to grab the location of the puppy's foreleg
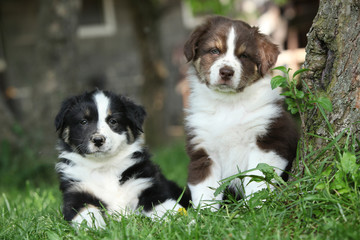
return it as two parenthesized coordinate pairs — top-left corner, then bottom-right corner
(243, 150), (288, 198)
(72, 205), (106, 229)
(188, 161), (222, 210)
(143, 199), (183, 219)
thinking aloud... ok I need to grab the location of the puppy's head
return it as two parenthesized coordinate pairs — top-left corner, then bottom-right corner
(55, 90), (146, 157)
(184, 16), (279, 93)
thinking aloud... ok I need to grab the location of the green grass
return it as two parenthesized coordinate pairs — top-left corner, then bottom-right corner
(1, 139), (360, 239)
(152, 141), (189, 187)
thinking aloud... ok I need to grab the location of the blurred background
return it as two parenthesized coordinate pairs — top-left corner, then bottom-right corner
(0, 0), (319, 188)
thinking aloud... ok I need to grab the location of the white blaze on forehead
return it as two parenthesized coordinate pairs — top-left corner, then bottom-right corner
(226, 26), (236, 59)
(222, 26), (240, 71)
(93, 92), (110, 129)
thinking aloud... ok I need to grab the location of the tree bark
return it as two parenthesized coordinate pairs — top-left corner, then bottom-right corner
(0, 17), (17, 144)
(0, 92), (16, 143)
(124, 0), (169, 148)
(27, 0), (81, 158)
(302, 0), (360, 154)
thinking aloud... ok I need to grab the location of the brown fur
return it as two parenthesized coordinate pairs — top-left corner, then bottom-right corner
(256, 109), (299, 180)
(186, 133), (213, 185)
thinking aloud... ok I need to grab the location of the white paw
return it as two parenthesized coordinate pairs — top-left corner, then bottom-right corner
(72, 206), (106, 229)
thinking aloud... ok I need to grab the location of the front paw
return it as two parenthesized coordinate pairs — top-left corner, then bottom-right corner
(71, 206), (106, 229)
(192, 198), (221, 211)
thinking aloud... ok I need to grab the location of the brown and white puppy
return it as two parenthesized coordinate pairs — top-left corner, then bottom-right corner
(184, 16), (298, 209)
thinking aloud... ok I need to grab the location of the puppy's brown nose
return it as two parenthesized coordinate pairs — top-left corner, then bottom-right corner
(219, 67), (234, 80)
(91, 134), (106, 147)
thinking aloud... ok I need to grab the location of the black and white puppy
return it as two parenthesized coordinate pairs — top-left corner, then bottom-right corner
(184, 16), (299, 209)
(55, 90), (189, 228)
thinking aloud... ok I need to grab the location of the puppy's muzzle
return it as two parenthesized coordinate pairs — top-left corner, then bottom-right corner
(219, 67), (234, 81)
(90, 134), (106, 147)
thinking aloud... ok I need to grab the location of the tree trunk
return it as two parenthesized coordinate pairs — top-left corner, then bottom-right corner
(0, 19), (17, 145)
(302, 0), (360, 154)
(26, 0), (81, 158)
(124, 0), (169, 148)
(0, 93), (16, 143)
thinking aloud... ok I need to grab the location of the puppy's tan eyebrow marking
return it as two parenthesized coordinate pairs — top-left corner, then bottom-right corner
(214, 39), (224, 50)
(236, 44), (247, 56)
(85, 108), (91, 117)
(204, 37), (225, 52)
(62, 127), (70, 144)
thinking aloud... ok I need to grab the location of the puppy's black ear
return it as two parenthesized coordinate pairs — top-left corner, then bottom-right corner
(55, 97), (76, 133)
(253, 27), (280, 76)
(122, 96), (146, 137)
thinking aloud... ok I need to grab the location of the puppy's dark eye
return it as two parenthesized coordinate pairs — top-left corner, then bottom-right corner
(209, 48), (220, 55)
(80, 119), (88, 125)
(108, 118), (118, 126)
(239, 53), (249, 58)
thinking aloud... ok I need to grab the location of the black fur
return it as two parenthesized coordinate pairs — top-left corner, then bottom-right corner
(62, 191), (106, 222)
(119, 149), (191, 211)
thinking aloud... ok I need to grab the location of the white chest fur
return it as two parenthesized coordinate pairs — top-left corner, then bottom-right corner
(186, 74), (284, 178)
(57, 151), (153, 214)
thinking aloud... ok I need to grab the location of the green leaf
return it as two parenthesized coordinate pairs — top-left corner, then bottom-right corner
(47, 232), (61, 240)
(285, 98), (296, 105)
(295, 90), (305, 99)
(302, 194), (323, 201)
(272, 66), (289, 74)
(257, 163), (275, 181)
(316, 97), (333, 112)
(321, 167), (333, 177)
(315, 182), (326, 190)
(337, 188), (351, 194)
(290, 108), (299, 114)
(214, 171), (246, 196)
(247, 175), (266, 183)
(285, 98), (298, 114)
(280, 91), (293, 97)
(330, 178), (347, 191)
(292, 68), (309, 78)
(256, 163), (286, 185)
(298, 102), (306, 112)
(271, 75), (287, 89)
(340, 152), (357, 174)
(330, 170), (347, 191)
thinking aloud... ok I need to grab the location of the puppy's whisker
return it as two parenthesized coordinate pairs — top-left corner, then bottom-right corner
(72, 143), (87, 153)
(70, 138), (85, 141)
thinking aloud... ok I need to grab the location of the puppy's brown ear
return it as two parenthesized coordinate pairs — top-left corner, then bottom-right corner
(253, 28), (280, 76)
(184, 21), (210, 62)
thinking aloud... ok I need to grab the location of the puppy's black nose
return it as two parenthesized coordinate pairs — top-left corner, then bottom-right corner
(91, 135), (106, 147)
(219, 67), (234, 80)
